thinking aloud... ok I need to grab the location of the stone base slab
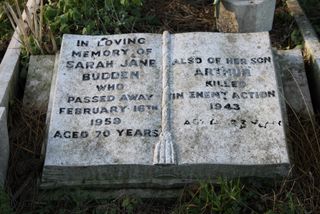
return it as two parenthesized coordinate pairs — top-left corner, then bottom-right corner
(41, 164), (290, 192)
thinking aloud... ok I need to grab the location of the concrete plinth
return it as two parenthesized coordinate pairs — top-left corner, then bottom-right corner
(23, 55), (55, 109)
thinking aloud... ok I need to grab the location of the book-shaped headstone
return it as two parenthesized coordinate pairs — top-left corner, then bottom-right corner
(42, 32), (290, 190)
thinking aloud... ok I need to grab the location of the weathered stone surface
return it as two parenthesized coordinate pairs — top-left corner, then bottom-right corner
(170, 32), (288, 165)
(43, 34), (162, 167)
(274, 49), (314, 117)
(23, 55), (55, 109)
(222, 0), (276, 32)
(0, 107), (9, 186)
(42, 32), (289, 191)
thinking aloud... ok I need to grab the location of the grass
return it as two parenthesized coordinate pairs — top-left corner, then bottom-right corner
(4, 0), (57, 55)
(175, 179), (246, 213)
(0, 3), (12, 60)
(0, 186), (13, 214)
(271, 0), (303, 49)
(0, 0), (26, 61)
(0, 0), (12, 52)
(2, 0), (320, 213)
(43, 0), (151, 47)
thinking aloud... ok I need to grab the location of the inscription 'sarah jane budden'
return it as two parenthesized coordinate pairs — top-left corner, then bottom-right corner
(41, 32), (290, 191)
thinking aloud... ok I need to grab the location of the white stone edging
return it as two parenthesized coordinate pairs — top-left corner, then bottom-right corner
(0, 0), (40, 186)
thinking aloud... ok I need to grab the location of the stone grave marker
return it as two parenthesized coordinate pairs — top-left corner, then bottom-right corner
(42, 32), (290, 193)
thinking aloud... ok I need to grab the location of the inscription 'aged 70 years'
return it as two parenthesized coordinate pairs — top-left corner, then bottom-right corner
(42, 32), (290, 190)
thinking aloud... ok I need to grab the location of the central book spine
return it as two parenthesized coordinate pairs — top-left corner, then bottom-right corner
(153, 31), (176, 165)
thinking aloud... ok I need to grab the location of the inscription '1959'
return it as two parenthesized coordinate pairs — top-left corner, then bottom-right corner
(90, 118), (121, 126)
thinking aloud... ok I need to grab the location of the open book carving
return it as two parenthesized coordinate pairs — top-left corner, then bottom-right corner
(42, 32), (290, 189)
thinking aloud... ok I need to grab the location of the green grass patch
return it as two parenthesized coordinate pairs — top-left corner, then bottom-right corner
(43, 0), (157, 48)
(0, 186), (13, 214)
(0, 0), (25, 59)
(3, 0), (158, 55)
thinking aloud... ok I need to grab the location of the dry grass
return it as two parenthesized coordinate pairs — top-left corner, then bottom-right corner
(285, 110), (320, 211)
(271, 0), (302, 49)
(257, 112), (320, 213)
(3, 0), (57, 55)
(142, 0), (296, 49)
(141, 0), (216, 33)
(6, 99), (46, 213)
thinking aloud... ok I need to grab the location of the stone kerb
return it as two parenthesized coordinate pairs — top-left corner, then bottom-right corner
(0, 107), (9, 186)
(287, 0), (320, 113)
(0, 0), (40, 187)
(0, 31), (20, 109)
(274, 49), (314, 117)
(222, 0), (276, 32)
